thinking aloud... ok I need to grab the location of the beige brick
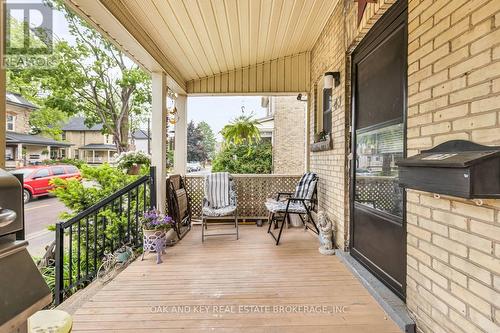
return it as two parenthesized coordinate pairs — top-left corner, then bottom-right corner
(408, 224), (432, 242)
(420, 70), (448, 91)
(469, 307), (498, 333)
(420, 240), (450, 262)
(452, 112), (497, 131)
(409, 0), (434, 27)
(450, 0), (491, 25)
(409, 43), (434, 66)
(408, 244), (432, 266)
(421, 44), (450, 69)
(421, 16), (451, 45)
(469, 249), (500, 274)
(432, 77), (467, 97)
(408, 136), (433, 149)
(451, 20), (492, 51)
(408, 105), (419, 117)
(494, 45), (500, 60)
(471, 0), (500, 25)
(434, 0), (469, 22)
(449, 310), (484, 333)
(433, 234), (468, 257)
(420, 194), (452, 210)
(410, 89), (432, 105)
(468, 61), (500, 85)
(407, 126), (420, 138)
(408, 212), (419, 225)
(432, 259), (467, 287)
(433, 283), (467, 315)
(449, 51), (491, 78)
(420, 264), (449, 288)
(471, 94), (500, 113)
(452, 202), (495, 221)
(449, 228), (492, 253)
(433, 132), (470, 145)
(435, 17), (469, 48)
(421, 121), (452, 136)
(408, 39), (420, 55)
(450, 83), (492, 104)
(408, 112), (433, 127)
(429, 308), (466, 333)
(433, 210), (468, 229)
(408, 202), (432, 218)
(469, 279), (500, 307)
(433, 104), (469, 121)
(419, 96), (448, 114)
(407, 191), (420, 203)
(434, 46), (469, 73)
(450, 282), (493, 316)
(417, 284), (449, 314)
(494, 78), (500, 92)
(471, 27), (500, 54)
(470, 220), (500, 241)
(408, 265), (432, 290)
(419, 218), (448, 236)
(408, 61), (419, 75)
(450, 255), (491, 284)
(471, 127), (500, 144)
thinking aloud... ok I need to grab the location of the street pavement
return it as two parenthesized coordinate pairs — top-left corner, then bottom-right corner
(24, 196), (68, 257)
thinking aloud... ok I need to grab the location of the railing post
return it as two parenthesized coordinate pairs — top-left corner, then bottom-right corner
(149, 166), (157, 209)
(54, 222), (65, 305)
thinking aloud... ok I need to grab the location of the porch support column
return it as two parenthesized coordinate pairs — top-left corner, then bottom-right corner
(17, 143), (23, 160)
(92, 150), (96, 163)
(47, 145), (51, 160)
(174, 94), (187, 175)
(151, 72), (168, 213)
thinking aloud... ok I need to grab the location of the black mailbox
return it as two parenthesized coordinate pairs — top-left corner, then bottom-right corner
(397, 140), (500, 199)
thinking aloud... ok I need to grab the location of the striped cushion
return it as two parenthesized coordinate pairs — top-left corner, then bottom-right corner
(294, 172), (318, 199)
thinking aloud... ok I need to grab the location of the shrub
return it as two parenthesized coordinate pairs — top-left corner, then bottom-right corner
(212, 141), (272, 174)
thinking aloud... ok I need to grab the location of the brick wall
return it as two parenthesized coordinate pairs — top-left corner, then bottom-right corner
(271, 96), (306, 174)
(406, 0), (500, 332)
(309, 0), (500, 332)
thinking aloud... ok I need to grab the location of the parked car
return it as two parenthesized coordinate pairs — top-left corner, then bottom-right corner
(187, 162), (202, 173)
(10, 165), (81, 203)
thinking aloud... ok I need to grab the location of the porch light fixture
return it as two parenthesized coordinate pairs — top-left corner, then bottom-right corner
(324, 72), (340, 89)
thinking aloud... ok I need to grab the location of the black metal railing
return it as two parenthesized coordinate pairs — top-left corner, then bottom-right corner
(54, 167), (156, 305)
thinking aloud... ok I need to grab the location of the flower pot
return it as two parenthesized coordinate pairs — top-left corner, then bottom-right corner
(128, 164), (141, 175)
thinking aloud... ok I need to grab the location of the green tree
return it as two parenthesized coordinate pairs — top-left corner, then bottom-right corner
(8, 1), (151, 152)
(212, 142), (272, 174)
(197, 121), (216, 160)
(187, 121), (207, 162)
(221, 115), (261, 146)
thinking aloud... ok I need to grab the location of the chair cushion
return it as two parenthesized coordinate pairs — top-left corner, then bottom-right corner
(202, 205), (237, 217)
(28, 310), (73, 333)
(265, 199), (307, 214)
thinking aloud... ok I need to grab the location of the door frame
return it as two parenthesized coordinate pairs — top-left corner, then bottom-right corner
(349, 0), (408, 300)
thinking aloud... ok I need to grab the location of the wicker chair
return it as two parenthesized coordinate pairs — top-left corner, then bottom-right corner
(201, 172), (238, 242)
(166, 175), (192, 240)
(265, 172), (319, 245)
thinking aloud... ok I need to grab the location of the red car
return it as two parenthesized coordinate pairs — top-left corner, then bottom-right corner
(10, 165), (81, 203)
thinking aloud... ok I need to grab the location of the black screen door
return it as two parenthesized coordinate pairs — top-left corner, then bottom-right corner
(350, 0), (408, 300)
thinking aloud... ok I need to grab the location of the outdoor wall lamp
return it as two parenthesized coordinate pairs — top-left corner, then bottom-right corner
(324, 71), (340, 88)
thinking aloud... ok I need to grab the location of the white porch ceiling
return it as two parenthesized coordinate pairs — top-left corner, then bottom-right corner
(66, 0), (338, 93)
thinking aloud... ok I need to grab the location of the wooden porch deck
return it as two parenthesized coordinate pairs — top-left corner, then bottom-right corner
(70, 225), (400, 332)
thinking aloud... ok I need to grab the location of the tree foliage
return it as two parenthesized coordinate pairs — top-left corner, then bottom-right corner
(211, 142), (272, 174)
(187, 120), (208, 162)
(7, 1), (151, 151)
(197, 121), (216, 160)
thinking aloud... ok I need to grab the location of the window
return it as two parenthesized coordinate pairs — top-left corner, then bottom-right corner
(34, 168), (50, 178)
(62, 132), (66, 140)
(67, 166), (79, 174)
(52, 167), (65, 175)
(315, 79), (332, 135)
(6, 115), (15, 131)
(74, 149), (79, 159)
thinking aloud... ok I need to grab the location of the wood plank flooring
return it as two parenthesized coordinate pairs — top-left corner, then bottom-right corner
(70, 225), (400, 332)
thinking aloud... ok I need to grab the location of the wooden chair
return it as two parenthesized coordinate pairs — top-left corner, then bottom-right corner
(265, 172), (319, 245)
(166, 174), (192, 240)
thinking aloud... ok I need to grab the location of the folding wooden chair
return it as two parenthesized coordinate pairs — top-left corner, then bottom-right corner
(166, 174), (192, 240)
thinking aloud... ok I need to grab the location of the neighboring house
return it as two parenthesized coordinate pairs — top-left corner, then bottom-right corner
(62, 117), (116, 164)
(130, 128), (174, 155)
(5, 92), (71, 169)
(259, 96), (307, 174)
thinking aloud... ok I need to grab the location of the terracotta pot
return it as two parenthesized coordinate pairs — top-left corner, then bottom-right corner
(128, 164), (141, 175)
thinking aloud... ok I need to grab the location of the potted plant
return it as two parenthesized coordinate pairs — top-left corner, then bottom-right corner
(311, 130), (333, 152)
(141, 209), (174, 264)
(114, 151), (151, 175)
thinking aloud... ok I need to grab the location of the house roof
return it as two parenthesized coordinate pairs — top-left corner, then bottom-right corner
(79, 143), (117, 150)
(132, 129), (150, 140)
(6, 92), (38, 109)
(6, 131), (72, 147)
(62, 117), (104, 131)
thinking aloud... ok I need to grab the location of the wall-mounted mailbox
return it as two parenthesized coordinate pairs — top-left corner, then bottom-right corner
(397, 140), (500, 199)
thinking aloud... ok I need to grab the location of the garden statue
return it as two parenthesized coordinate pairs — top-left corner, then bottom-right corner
(317, 211), (335, 255)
